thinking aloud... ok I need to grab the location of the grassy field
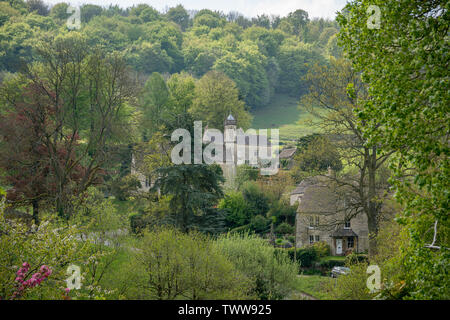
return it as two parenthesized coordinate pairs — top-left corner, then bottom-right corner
(251, 94), (320, 144)
(291, 275), (334, 300)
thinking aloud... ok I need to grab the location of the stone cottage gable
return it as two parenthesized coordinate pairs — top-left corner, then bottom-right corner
(292, 175), (369, 255)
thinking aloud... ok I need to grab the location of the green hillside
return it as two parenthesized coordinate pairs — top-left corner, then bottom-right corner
(251, 94), (320, 143)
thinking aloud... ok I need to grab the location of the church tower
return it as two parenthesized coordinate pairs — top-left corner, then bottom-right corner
(224, 114), (237, 145)
(223, 114), (237, 186)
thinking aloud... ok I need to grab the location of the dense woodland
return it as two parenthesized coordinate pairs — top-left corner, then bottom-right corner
(0, 0), (448, 301)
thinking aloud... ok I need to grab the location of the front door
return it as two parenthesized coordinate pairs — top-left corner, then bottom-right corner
(336, 239), (343, 255)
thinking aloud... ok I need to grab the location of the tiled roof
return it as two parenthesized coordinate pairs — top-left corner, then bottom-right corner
(291, 176), (341, 214)
(331, 228), (359, 237)
(279, 147), (297, 159)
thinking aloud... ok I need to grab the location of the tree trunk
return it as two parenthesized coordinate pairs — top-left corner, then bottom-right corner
(367, 147), (379, 258)
(32, 199), (39, 225)
(367, 212), (379, 258)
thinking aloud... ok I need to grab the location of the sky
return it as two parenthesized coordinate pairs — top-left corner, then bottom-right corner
(44, 0), (348, 19)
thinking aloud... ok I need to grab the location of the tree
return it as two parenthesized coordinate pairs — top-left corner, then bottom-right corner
(252, 14), (271, 29)
(337, 0), (449, 298)
(0, 83), (85, 224)
(129, 4), (151, 17)
(276, 40), (326, 96)
(287, 9), (309, 38)
(26, 0), (48, 16)
(166, 5), (189, 31)
(215, 232), (299, 299)
(190, 70), (252, 130)
(325, 34), (343, 58)
(293, 135), (342, 172)
(0, 1), (20, 27)
(140, 21), (184, 73)
(138, 72), (170, 141)
(153, 164), (224, 232)
(300, 58), (392, 257)
(241, 182), (270, 218)
(130, 42), (174, 74)
(49, 2), (69, 22)
(0, 200), (112, 300)
(194, 10), (225, 29)
(166, 72), (196, 115)
(133, 227), (250, 299)
(214, 41), (271, 108)
(182, 36), (223, 77)
(80, 4), (103, 23)
(235, 164), (259, 190)
(218, 191), (249, 229)
(0, 17), (43, 72)
(139, 6), (160, 23)
(318, 27), (338, 47)
(0, 33), (136, 219)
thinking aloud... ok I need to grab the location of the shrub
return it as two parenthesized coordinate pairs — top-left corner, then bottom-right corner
(301, 269), (323, 276)
(275, 222), (294, 235)
(0, 199), (115, 300)
(345, 253), (368, 265)
(327, 262), (373, 300)
(133, 227), (251, 299)
(129, 211), (147, 234)
(297, 247), (318, 268)
(109, 174), (141, 201)
(215, 232), (299, 300)
(219, 191), (249, 228)
(275, 238), (293, 248)
(312, 241), (330, 258)
(250, 214), (270, 233)
(235, 164), (259, 190)
(284, 246), (320, 269)
(318, 258), (345, 270)
(241, 182), (270, 217)
(229, 224), (251, 233)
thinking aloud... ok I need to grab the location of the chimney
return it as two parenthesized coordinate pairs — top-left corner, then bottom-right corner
(327, 166), (334, 177)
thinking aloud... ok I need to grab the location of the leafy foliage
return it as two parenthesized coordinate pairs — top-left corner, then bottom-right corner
(338, 0), (449, 298)
(215, 232), (299, 299)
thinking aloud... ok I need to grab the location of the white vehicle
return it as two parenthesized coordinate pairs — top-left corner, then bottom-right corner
(331, 266), (350, 278)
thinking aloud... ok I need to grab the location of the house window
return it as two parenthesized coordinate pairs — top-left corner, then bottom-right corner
(348, 237), (354, 248)
(315, 235), (320, 242)
(309, 235), (314, 244)
(344, 220), (351, 229)
(309, 215), (320, 228)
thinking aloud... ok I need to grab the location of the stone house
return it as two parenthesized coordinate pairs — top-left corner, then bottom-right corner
(204, 114), (272, 186)
(131, 114), (273, 191)
(279, 146), (297, 169)
(290, 173), (369, 255)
